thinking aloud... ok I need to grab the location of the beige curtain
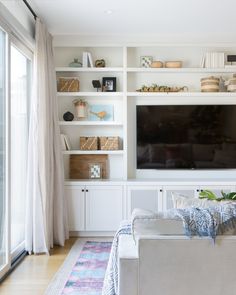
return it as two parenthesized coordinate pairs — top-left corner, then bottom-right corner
(25, 18), (69, 254)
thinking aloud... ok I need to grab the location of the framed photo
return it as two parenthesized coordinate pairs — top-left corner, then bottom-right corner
(88, 104), (114, 121)
(140, 56), (153, 68)
(89, 163), (102, 179)
(102, 77), (116, 92)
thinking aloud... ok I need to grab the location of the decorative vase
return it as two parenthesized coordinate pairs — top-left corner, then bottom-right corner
(63, 111), (74, 121)
(69, 58), (82, 67)
(73, 99), (88, 119)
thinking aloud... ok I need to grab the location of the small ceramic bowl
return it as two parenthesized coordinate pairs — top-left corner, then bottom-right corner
(165, 61), (182, 68)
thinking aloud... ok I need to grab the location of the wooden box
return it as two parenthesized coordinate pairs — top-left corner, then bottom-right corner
(80, 137), (98, 150)
(100, 136), (119, 150)
(58, 77), (80, 92)
(70, 155), (108, 179)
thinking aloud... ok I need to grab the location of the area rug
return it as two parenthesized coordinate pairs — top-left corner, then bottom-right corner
(45, 239), (112, 295)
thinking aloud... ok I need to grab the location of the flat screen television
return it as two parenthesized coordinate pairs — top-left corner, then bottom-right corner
(137, 105), (236, 169)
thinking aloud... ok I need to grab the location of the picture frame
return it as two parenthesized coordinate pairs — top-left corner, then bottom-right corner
(140, 56), (153, 68)
(102, 77), (116, 92)
(89, 163), (102, 179)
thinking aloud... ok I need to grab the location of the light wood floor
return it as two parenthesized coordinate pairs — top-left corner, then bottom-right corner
(0, 238), (77, 295)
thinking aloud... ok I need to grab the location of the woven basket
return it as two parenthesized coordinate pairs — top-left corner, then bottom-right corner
(58, 77), (80, 92)
(80, 137), (98, 150)
(100, 137), (119, 150)
(201, 76), (220, 92)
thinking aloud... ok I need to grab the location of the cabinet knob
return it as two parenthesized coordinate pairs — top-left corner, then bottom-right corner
(160, 189), (163, 192)
(86, 189), (88, 192)
(196, 189), (199, 192)
(82, 189), (84, 192)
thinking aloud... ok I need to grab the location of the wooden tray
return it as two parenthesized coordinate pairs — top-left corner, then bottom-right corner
(70, 154), (108, 179)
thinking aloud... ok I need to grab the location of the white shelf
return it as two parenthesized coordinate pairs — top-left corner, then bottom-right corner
(59, 121), (123, 126)
(127, 67), (236, 73)
(62, 150), (124, 155)
(57, 92), (123, 97)
(127, 92), (236, 97)
(56, 67), (123, 72)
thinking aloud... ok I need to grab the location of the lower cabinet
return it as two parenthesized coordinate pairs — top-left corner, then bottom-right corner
(66, 184), (124, 232)
(86, 185), (123, 231)
(65, 185), (85, 231)
(127, 185), (162, 217)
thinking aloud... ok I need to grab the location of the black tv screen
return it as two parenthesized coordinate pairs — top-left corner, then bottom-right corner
(137, 105), (236, 169)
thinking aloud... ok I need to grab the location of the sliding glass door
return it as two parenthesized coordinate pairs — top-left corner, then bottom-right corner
(0, 23), (32, 279)
(10, 44), (31, 259)
(0, 27), (9, 278)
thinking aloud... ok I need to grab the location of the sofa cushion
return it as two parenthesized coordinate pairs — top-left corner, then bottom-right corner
(131, 209), (184, 241)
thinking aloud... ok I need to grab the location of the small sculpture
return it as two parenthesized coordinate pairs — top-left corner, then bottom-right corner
(69, 58), (82, 67)
(95, 59), (106, 67)
(63, 111), (74, 121)
(89, 110), (107, 120)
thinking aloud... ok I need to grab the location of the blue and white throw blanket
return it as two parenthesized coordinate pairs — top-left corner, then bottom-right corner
(102, 203), (236, 295)
(102, 220), (131, 295)
(173, 203), (236, 240)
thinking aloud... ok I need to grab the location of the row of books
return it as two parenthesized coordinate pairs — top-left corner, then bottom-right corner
(82, 52), (93, 67)
(60, 134), (71, 150)
(201, 52), (225, 68)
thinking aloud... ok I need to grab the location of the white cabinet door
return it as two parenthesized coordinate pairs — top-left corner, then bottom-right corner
(85, 185), (123, 231)
(65, 185), (85, 231)
(127, 186), (161, 217)
(162, 186), (197, 210)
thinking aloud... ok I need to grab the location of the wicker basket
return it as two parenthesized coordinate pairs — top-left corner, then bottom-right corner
(201, 76), (220, 92)
(58, 77), (80, 92)
(100, 136), (119, 150)
(80, 137), (98, 150)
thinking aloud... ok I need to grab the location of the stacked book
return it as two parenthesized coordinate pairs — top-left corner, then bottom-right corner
(201, 52), (225, 68)
(82, 52), (93, 67)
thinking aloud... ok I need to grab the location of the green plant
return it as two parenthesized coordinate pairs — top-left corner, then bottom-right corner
(199, 190), (236, 201)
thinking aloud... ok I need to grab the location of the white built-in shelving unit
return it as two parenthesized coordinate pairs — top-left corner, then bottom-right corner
(54, 44), (236, 182)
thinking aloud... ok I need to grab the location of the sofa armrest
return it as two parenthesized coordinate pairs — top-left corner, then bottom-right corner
(118, 235), (138, 295)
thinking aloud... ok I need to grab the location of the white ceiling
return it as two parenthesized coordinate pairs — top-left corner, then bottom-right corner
(29, 0), (236, 38)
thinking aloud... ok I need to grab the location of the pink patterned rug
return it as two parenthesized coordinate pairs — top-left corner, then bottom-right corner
(61, 241), (112, 295)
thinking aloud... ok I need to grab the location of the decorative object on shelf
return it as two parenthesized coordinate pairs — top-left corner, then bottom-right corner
(201, 76), (220, 92)
(226, 55), (236, 66)
(88, 105), (113, 121)
(136, 84), (188, 92)
(63, 111), (74, 121)
(150, 61), (163, 68)
(100, 136), (120, 150)
(95, 59), (106, 67)
(92, 80), (102, 92)
(140, 56), (153, 68)
(224, 74), (236, 92)
(69, 58), (82, 67)
(73, 99), (88, 119)
(102, 77), (116, 92)
(164, 61), (182, 68)
(58, 77), (79, 92)
(82, 52), (93, 67)
(89, 163), (102, 179)
(203, 52), (225, 68)
(70, 154), (108, 179)
(80, 136), (98, 150)
(60, 134), (71, 150)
